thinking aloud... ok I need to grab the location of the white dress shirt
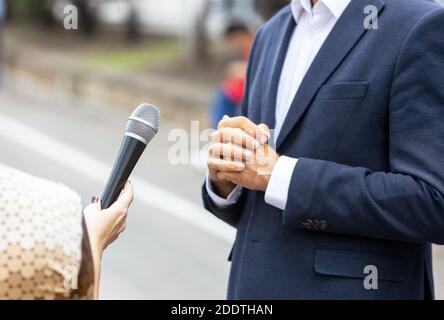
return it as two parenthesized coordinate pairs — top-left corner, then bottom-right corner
(207, 0), (351, 210)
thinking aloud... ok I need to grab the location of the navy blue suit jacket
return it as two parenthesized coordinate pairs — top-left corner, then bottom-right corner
(202, 0), (444, 299)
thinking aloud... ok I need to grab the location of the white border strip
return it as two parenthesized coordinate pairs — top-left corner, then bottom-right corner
(0, 114), (235, 243)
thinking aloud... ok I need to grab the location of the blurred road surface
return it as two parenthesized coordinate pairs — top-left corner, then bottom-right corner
(1, 74), (444, 300)
(0, 75), (232, 300)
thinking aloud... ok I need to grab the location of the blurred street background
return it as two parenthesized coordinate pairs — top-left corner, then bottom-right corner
(1, 0), (444, 300)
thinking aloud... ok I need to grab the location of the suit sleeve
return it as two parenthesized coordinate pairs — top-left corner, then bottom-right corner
(201, 28), (263, 228)
(282, 9), (444, 244)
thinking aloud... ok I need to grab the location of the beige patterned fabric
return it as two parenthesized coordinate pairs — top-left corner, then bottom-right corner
(0, 163), (94, 299)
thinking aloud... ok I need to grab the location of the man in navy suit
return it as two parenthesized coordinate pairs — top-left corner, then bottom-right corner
(202, 0), (444, 299)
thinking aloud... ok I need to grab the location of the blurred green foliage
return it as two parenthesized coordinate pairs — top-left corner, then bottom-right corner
(87, 40), (183, 71)
(9, 0), (43, 19)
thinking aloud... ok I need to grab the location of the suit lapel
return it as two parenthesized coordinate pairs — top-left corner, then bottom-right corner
(275, 0), (385, 149)
(261, 10), (296, 133)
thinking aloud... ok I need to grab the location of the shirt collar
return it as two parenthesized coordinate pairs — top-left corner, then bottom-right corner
(291, 0), (351, 22)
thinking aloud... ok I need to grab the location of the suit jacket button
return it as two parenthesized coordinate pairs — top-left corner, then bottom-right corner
(313, 220), (320, 230)
(319, 220), (328, 231)
(302, 219), (314, 230)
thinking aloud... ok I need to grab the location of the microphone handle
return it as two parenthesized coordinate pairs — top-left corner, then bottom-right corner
(101, 136), (146, 209)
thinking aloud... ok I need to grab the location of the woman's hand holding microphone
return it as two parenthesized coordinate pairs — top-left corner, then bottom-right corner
(84, 181), (134, 253)
(83, 181), (134, 299)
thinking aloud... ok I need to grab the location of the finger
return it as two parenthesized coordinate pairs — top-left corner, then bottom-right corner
(118, 222), (128, 233)
(84, 200), (101, 214)
(119, 181), (134, 205)
(218, 116), (269, 144)
(96, 198), (102, 211)
(208, 143), (249, 161)
(106, 181), (133, 213)
(209, 143), (253, 162)
(208, 157), (245, 172)
(218, 116), (258, 136)
(217, 172), (242, 185)
(211, 127), (260, 150)
(258, 124), (270, 141)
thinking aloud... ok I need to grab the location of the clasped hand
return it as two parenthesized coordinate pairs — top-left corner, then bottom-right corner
(208, 116), (280, 198)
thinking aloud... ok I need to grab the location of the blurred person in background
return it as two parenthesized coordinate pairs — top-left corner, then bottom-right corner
(0, 163), (133, 300)
(210, 22), (254, 128)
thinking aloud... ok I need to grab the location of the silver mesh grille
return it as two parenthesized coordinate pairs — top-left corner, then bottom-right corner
(125, 103), (160, 144)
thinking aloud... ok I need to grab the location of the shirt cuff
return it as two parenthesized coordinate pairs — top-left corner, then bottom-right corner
(264, 156), (298, 210)
(206, 172), (243, 209)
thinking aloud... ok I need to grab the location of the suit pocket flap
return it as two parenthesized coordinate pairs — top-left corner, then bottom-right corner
(314, 248), (406, 282)
(316, 82), (368, 100)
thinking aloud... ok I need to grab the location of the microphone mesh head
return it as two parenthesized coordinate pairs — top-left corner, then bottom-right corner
(126, 103), (160, 145)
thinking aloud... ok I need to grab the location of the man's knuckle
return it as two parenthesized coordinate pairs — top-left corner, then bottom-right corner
(221, 129), (231, 142)
(209, 143), (219, 153)
(207, 158), (216, 167)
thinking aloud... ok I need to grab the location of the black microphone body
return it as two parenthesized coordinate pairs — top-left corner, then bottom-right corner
(101, 136), (146, 209)
(100, 103), (160, 209)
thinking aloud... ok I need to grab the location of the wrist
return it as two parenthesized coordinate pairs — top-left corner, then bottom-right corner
(88, 234), (104, 261)
(211, 179), (236, 199)
(259, 155), (280, 192)
(89, 237), (103, 263)
(89, 238), (103, 300)
(260, 175), (272, 192)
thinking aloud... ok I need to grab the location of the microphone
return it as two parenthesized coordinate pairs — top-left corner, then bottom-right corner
(101, 103), (160, 209)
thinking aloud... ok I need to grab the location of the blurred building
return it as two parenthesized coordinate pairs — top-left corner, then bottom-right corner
(45, 0), (288, 37)
(96, 0), (205, 36)
(96, 0), (264, 37)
